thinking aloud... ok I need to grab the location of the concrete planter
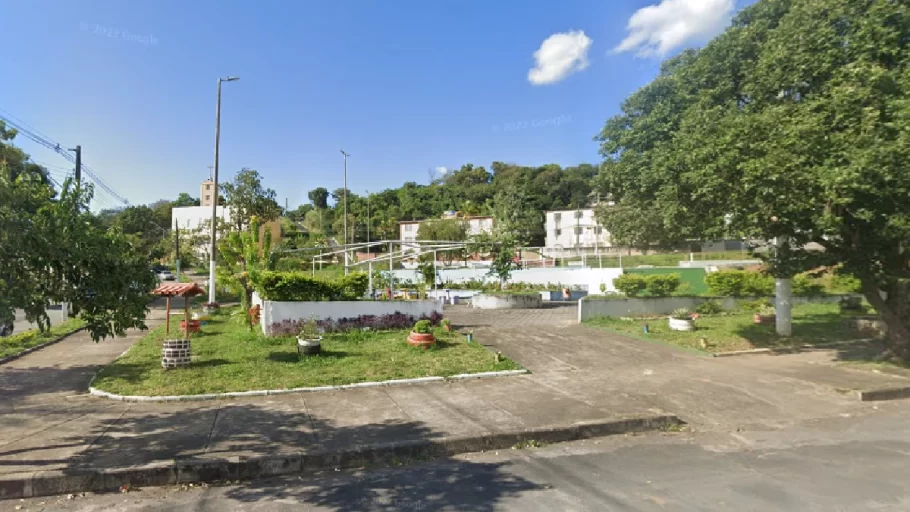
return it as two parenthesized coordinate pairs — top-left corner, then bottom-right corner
(668, 317), (695, 331)
(753, 314), (776, 325)
(296, 336), (322, 356)
(180, 320), (201, 333)
(472, 293), (543, 310)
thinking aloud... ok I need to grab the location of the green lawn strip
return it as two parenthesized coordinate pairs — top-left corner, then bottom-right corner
(92, 309), (520, 396)
(584, 303), (865, 354)
(0, 318), (87, 359)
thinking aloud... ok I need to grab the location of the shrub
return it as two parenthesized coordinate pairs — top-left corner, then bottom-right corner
(706, 270), (774, 297)
(839, 296), (864, 312)
(268, 310), (443, 336)
(738, 298), (772, 312)
(830, 272), (862, 294)
(644, 274), (681, 296)
(413, 320), (432, 334)
(695, 300), (724, 315)
(612, 274), (648, 296)
(670, 308), (692, 320)
(792, 274), (824, 296)
(254, 271), (368, 301)
(757, 304), (776, 316)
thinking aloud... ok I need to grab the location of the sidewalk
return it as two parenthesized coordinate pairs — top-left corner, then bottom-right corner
(1, 303), (906, 499)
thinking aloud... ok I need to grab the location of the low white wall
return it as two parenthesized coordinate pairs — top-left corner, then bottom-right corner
(258, 295), (443, 335)
(391, 267), (623, 294)
(472, 294), (543, 310)
(578, 294), (856, 323)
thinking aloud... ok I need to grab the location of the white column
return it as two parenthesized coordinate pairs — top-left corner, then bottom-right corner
(775, 277), (793, 336)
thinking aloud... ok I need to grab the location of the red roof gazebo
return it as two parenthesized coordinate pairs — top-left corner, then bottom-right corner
(151, 282), (206, 337)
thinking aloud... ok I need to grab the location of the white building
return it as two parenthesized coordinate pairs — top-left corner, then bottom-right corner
(172, 205), (232, 232)
(399, 214), (494, 255)
(544, 208), (611, 257)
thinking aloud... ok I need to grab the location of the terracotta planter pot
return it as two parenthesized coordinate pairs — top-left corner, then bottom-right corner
(179, 320), (201, 333)
(754, 314), (776, 325)
(443, 324), (452, 332)
(407, 331), (436, 349)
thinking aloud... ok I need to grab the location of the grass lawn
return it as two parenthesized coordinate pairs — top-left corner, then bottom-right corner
(92, 308), (520, 396)
(0, 318), (86, 359)
(585, 303), (869, 354)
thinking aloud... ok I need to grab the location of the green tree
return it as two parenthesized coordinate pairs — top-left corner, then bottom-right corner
(417, 219), (468, 265)
(594, 0), (910, 361)
(220, 168), (281, 231)
(217, 216), (277, 329)
(172, 193), (199, 207)
(491, 186), (542, 247)
(308, 187), (329, 209)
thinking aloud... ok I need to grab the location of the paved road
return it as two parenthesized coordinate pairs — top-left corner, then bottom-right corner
(9, 306), (67, 336)
(8, 403), (910, 511)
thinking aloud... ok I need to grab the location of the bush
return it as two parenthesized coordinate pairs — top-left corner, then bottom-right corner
(706, 270), (774, 297)
(254, 271), (368, 301)
(644, 274), (681, 296)
(792, 274), (824, 296)
(839, 296), (864, 312)
(269, 310), (443, 336)
(695, 300), (724, 315)
(613, 273), (681, 297)
(738, 298), (772, 312)
(830, 272), (862, 294)
(670, 308), (692, 320)
(413, 320), (432, 334)
(613, 274), (648, 296)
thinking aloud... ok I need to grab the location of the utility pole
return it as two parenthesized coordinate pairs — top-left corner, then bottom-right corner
(208, 76), (239, 303)
(73, 145), (82, 185)
(340, 149), (350, 274)
(174, 218), (181, 282)
(366, 190), (370, 255)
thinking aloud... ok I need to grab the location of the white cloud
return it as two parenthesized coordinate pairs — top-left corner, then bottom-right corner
(528, 30), (593, 86)
(614, 0), (734, 57)
(435, 166), (448, 176)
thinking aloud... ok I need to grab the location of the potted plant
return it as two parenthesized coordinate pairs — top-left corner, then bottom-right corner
(203, 302), (220, 314)
(442, 319), (452, 332)
(754, 305), (776, 325)
(407, 320), (436, 349)
(668, 308), (695, 331)
(296, 317), (323, 355)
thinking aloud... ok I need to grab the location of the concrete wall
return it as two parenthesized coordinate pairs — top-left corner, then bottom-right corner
(391, 267), (624, 294)
(256, 293), (443, 335)
(578, 294), (856, 323)
(472, 294), (543, 310)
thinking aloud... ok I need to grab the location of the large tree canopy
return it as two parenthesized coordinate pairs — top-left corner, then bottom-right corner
(595, 0), (910, 359)
(221, 168), (282, 231)
(0, 122), (156, 340)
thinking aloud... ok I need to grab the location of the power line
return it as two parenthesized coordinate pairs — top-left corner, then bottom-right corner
(0, 110), (131, 206)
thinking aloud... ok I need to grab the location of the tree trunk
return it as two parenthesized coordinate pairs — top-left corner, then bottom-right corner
(862, 280), (910, 362)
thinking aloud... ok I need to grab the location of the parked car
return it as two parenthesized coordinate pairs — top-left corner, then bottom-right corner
(157, 270), (176, 281)
(0, 322), (12, 337)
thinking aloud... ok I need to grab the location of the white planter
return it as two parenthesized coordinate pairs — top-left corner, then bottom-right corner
(297, 336), (322, 355)
(668, 317), (695, 331)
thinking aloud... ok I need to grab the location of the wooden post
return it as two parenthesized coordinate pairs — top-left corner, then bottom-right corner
(165, 296), (171, 337)
(184, 293), (190, 338)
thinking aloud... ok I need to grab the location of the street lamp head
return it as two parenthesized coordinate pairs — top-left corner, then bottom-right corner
(222, 76), (240, 82)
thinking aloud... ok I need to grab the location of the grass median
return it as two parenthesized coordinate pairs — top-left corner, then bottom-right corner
(1, 318), (87, 359)
(586, 303), (869, 354)
(92, 308), (520, 396)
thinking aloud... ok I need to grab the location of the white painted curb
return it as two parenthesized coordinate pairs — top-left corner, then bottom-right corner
(89, 369), (529, 403)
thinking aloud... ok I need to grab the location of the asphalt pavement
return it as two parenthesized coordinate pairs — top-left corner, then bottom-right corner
(6, 402), (910, 511)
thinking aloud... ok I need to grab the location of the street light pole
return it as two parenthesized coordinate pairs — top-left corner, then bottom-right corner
(366, 190), (370, 255)
(208, 76), (239, 304)
(340, 149), (350, 274)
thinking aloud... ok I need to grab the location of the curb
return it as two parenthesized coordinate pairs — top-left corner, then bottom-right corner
(0, 414), (680, 500)
(0, 327), (86, 366)
(89, 369), (530, 402)
(856, 386), (910, 402)
(712, 338), (879, 358)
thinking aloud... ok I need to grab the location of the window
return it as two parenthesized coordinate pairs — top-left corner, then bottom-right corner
(205, 194), (211, 202)
(575, 227), (583, 235)
(553, 212), (561, 222)
(595, 227), (603, 235)
(205, 184), (211, 191)
(555, 229), (562, 237)
(574, 210), (584, 219)
(404, 224), (414, 232)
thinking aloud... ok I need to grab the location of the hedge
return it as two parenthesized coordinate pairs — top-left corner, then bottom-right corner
(254, 271), (369, 301)
(706, 270), (825, 297)
(612, 273), (681, 297)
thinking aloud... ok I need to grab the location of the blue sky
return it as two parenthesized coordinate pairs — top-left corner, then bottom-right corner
(0, 0), (753, 211)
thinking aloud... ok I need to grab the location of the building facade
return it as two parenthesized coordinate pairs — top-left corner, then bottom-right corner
(399, 214), (494, 255)
(200, 179), (216, 207)
(544, 208), (611, 256)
